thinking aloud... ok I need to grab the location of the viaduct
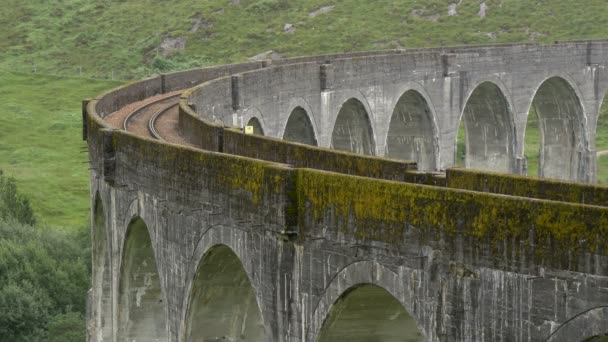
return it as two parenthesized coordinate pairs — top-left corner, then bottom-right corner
(85, 40), (608, 341)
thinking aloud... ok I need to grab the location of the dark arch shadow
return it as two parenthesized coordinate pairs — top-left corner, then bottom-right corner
(545, 306), (608, 342)
(458, 81), (515, 173)
(246, 117), (264, 136)
(525, 76), (587, 181)
(184, 244), (266, 342)
(331, 98), (375, 155)
(117, 217), (167, 341)
(92, 193), (112, 342)
(317, 284), (424, 342)
(386, 89), (438, 171)
(283, 107), (318, 146)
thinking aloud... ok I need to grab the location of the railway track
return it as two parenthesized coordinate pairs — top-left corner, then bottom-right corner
(122, 94), (180, 140)
(148, 103), (179, 140)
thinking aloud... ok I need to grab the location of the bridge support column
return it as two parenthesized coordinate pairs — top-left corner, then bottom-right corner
(232, 75), (243, 111)
(586, 149), (597, 183)
(320, 64), (334, 91)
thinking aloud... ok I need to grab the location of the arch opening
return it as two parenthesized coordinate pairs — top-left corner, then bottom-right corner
(283, 107), (317, 146)
(92, 195), (112, 341)
(185, 245), (266, 342)
(246, 117), (264, 136)
(456, 118), (466, 167)
(331, 98), (375, 155)
(457, 82), (514, 173)
(317, 284), (423, 342)
(546, 306), (608, 342)
(386, 90), (437, 170)
(524, 105), (541, 177)
(117, 217), (167, 341)
(595, 92), (608, 184)
(525, 77), (586, 180)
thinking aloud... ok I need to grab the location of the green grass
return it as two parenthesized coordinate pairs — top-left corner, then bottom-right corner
(456, 119), (465, 166)
(596, 100), (608, 152)
(3, 0), (608, 80)
(524, 107), (541, 177)
(0, 72), (120, 227)
(597, 155), (608, 184)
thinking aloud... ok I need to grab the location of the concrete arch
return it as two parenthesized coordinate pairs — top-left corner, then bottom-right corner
(117, 216), (168, 341)
(525, 75), (588, 180)
(330, 97), (376, 155)
(283, 106), (318, 146)
(316, 284), (424, 342)
(545, 306), (608, 342)
(309, 260), (425, 342)
(458, 80), (516, 173)
(241, 107), (266, 136)
(180, 226), (271, 341)
(246, 117), (265, 136)
(386, 88), (440, 171)
(183, 244), (266, 342)
(281, 97), (318, 146)
(92, 192), (112, 342)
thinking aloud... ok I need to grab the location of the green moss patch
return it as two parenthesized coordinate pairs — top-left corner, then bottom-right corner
(296, 168), (608, 262)
(447, 168), (608, 207)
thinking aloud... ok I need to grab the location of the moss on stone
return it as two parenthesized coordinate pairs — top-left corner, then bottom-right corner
(222, 128), (417, 181)
(111, 130), (293, 208)
(296, 168), (608, 259)
(447, 168), (608, 207)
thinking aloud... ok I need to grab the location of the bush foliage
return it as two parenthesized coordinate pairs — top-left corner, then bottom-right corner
(0, 170), (89, 341)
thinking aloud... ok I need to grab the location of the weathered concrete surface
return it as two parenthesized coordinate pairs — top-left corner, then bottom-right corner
(87, 41), (608, 342)
(91, 195), (112, 342)
(90, 163), (608, 341)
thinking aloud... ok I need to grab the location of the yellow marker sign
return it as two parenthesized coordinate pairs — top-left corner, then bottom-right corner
(245, 126), (254, 134)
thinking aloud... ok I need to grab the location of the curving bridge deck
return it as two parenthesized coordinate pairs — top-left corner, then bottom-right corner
(86, 41), (608, 342)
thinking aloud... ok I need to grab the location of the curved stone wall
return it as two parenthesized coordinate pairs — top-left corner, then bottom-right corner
(86, 41), (608, 342)
(186, 40), (608, 181)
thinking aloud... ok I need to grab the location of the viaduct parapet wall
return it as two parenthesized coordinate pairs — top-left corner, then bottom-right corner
(187, 40), (608, 182)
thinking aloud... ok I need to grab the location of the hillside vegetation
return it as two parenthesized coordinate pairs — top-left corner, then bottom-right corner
(2, 0), (608, 80)
(0, 170), (88, 342)
(0, 72), (119, 227)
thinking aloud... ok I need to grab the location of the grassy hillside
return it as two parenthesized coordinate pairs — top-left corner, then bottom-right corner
(2, 0), (608, 80)
(2, 0), (608, 226)
(0, 72), (119, 227)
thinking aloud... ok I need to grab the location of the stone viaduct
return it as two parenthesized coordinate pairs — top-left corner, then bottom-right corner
(85, 40), (608, 342)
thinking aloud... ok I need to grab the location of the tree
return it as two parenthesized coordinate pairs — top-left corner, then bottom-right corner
(0, 169), (90, 340)
(46, 311), (85, 342)
(0, 170), (36, 225)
